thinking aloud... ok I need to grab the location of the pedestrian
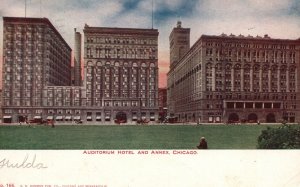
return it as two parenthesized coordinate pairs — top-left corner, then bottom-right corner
(197, 137), (208, 149)
(51, 120), (55, 128)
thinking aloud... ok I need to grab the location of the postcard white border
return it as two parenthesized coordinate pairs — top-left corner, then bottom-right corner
(1, 150), (300, 187)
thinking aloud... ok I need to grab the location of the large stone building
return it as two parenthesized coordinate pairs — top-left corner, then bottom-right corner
(167, 21), (300, 123)
(83, 25), (159, 122)
(2, 17), (72, 123)
(2, 17), (159, 123)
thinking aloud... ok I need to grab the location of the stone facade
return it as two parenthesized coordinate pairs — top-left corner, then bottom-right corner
(83, 25), (159, 123)
(2, 17), (72, 123)
(167, 22), (300, 123)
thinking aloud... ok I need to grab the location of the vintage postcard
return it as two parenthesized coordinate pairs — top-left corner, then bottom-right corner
(1, 0), (300, 186)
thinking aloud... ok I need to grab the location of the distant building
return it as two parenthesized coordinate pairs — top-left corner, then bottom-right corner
(158, 88), (167, 121)
(167, 21), (300, 123)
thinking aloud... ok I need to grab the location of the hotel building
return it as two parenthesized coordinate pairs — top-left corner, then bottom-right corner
(167, 21), (300, 123)
(83, 25), (159, 122)
(2, 17), (72, 123)
(2, 17), (159, 123)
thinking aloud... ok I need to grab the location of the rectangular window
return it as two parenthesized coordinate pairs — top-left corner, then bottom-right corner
(5, 109), (12, 114)
(48, 110), (55, 114)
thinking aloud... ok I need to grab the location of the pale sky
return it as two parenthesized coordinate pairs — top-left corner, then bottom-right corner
(1, 0), (300, 88)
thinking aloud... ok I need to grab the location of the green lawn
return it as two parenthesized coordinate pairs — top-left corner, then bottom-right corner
(0, 124), (272, 149)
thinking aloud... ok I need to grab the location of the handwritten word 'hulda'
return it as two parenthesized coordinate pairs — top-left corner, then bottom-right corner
(0, 154), (48, 169)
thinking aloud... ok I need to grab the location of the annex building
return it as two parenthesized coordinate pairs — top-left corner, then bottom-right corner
(2, 17), (159, 123)
(167, 21), (300, 123)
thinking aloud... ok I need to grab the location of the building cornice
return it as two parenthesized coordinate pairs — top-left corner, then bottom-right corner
(83, 26), (159, 36)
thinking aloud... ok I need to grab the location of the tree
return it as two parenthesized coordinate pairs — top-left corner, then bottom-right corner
(257, 125), (300, 149)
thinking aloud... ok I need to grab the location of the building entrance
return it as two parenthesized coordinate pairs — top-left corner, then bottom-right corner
(248, 113), (258, 123)
(228, 113), (239, 122)
(266, 113), (276, 123)
(115, 112), (127, 123)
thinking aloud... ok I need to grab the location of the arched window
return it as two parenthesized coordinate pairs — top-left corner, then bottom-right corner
(96, 61), (102, 66)
(132, 62), (138, 67)
(248, 113), (258, 122)
(141, 63), (147, 67)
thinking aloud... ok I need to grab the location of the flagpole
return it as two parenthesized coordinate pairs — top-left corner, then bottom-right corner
(40, 0), (42, 17)
(25, 0), (27, 17)
(151, 0), (153, 29)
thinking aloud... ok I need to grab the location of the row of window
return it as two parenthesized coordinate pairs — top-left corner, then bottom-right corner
(86, 61), (156, 67)
(86, 37), (157, 45)
(205, 93), (297, 100)
(206, 48), (296, 58)
(205, 40), (295, 50)
(5, 24), (44, 31)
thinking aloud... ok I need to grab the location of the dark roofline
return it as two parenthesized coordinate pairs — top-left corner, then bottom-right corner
(3, 17), (71, 51)
(83, 26), (159, 36)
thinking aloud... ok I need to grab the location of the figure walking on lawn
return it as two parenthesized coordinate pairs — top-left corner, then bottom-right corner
(197, 137), (208, 149)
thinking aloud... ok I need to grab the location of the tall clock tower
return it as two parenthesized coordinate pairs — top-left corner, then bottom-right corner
(169, 21), (190, 69)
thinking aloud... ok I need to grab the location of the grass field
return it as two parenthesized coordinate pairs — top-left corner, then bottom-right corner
(0, 124), (273, 149)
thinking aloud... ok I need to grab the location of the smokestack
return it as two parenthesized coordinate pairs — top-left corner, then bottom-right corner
(74, 29), (82, 86)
